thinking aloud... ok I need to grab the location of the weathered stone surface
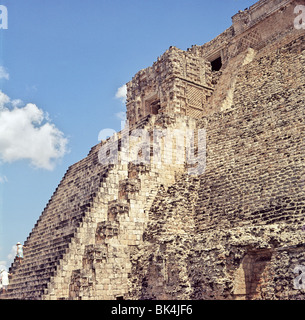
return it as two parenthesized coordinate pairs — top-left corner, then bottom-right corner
(1, 0), (305, 300)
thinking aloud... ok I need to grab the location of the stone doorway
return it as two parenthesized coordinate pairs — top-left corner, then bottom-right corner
(233, 249), (272, 300)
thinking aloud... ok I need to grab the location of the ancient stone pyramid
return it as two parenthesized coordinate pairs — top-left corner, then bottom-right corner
(2, 0), (305, 300)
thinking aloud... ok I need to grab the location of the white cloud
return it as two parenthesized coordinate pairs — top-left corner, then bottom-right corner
(0, 245), (16, 271)
(0, 263), (7, 272)
(0, 175), (8, 184)
(11, 99), (23, 108)
(115, 111), (126, 121)
(114, 85), (127, 125)
(115, 84), (127, 104)
(0, 245), (17, 271)
(7, 244), (16, 262)
(0, 66), (9, 81)
(0, 91), (68, 170)
(0, 91), (10, 109)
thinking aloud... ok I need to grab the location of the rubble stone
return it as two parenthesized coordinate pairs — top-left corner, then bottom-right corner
(1, 0), (305, 300)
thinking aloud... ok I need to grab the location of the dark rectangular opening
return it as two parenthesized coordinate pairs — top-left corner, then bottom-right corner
(211, 56), (222, 71)
(151, 100), (161, 115)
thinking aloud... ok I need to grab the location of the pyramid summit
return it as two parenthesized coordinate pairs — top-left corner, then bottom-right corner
(2, 0), (305, 300)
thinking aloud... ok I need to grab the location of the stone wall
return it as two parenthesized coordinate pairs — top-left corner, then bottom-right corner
(191, 0), (301, 65)
(126, 47), (213, 127)
(2, 0), (305, 300)
(45, 114), (199, 300)
(2, 145), (109, 299)
(126, 31), (305, 300)
(1, 111), (199, 299)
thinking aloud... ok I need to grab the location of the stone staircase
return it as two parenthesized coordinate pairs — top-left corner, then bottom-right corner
(0, 113), (194, 299)
(0, 144), (111, 299)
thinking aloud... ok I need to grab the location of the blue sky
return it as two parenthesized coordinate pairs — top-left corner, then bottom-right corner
(0, 0), (257, 269)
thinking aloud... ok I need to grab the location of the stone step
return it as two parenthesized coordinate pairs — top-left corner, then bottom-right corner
(1, 144), (111, 299)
